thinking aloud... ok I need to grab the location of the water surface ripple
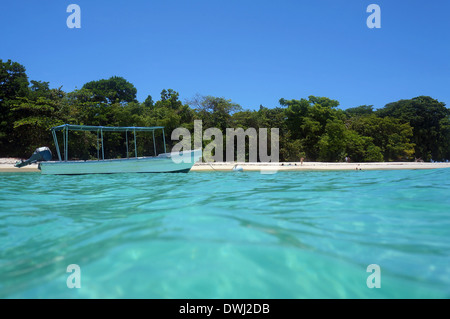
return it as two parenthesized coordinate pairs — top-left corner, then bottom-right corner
(0, 169), (449, 298)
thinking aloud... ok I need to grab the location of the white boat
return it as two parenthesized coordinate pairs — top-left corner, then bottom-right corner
(16, 124), (202, 175)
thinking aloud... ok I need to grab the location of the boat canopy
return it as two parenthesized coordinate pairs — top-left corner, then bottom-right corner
(51, 124), (165, 132)
(50, 124), (166, 162)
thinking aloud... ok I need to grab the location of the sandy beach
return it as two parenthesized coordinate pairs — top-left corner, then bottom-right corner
(0, 158), (39, 172)
(191, 161), (450, 172)
(1, 158), (450, 173)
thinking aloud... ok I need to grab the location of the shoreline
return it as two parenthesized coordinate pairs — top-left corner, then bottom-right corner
(0, 158), (40, 172)
(1, 158), (450, 173)
(191, 161), (450, 172)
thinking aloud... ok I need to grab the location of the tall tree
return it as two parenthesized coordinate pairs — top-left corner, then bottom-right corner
(188, 94), (242, 132)
(349, 115), (415, 161)
(0, 60), (30, 156)
(345, 105), (374, 117)
(82, 76), (138, 104)
(377, 96), (449, 161)
(281, 96), (342, 160)
(0, 59), (29, 103)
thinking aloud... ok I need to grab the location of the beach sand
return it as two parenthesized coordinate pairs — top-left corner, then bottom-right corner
(190, 161), (450, 172)
(1, 158), (450, 173)
(0, 158), (39, 172)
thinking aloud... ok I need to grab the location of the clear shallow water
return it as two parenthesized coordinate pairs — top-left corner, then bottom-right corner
(0, 169), (449, 298)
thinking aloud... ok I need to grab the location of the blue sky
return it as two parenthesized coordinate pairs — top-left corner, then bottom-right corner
(1, 0), (449, 110)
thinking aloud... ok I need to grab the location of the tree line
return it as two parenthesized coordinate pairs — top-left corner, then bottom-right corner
(1, 59), (449, 162)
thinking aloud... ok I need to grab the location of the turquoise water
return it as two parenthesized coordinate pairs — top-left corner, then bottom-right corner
(0, 169), (449, 298)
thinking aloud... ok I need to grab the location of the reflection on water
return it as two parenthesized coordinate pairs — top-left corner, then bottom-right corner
(0, 169), (449, 298)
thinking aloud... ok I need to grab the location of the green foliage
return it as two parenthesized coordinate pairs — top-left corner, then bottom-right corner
(279, 134), (302, 162)
(0, 59), (29, 103)
(1, 59), (449, 163)
(376, 96), (449, 161)
(9, 91), (64, 155)
(188, 95), (242, 132)
(82, 76), (137, 104)
(317, 119), (347, 162)
(344, 130), (383, 162)
(0, 59), (30, 155)
(143, 95), (154, 108)
(345, 105), (374, 117)
(281, 96), (343, 160)
(348, 115), (415, 161)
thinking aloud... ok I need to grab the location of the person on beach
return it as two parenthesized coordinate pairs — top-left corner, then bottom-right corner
(300, 157), (304, 165)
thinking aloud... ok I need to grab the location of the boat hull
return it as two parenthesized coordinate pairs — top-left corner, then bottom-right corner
(39, 149), (202, 175)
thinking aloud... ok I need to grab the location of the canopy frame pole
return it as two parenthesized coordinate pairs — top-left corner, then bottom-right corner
(152, 130), (156, 156)
(52, 129), (62, 161)
(162, 128), (166, 154)
(96, 130), (100, 160)
(134, 128), (137, 158)
(101, 128), (104, 160)
(64, 126), (68, 162)
(62, 129), (65, 161)
(126, 130), (129, 158)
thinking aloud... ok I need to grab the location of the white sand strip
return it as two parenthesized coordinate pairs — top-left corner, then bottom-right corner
(190, 162), (450, 172)
(0, 164), (39, 172)
(1, 158), (449, 173)
(0, 158), (39, 172)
